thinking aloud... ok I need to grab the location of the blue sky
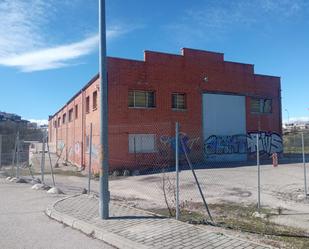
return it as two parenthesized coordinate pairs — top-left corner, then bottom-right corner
(0, 0), (308, 124)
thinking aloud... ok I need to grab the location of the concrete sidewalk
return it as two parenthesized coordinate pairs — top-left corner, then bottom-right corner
(46, 195), (270, 249)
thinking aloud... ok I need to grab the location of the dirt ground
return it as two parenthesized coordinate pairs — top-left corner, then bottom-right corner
(3, 158), (309, 248)
(9, 151), (309, 233)
(108, 162), (309, 232)
(29, 151), (82, 174)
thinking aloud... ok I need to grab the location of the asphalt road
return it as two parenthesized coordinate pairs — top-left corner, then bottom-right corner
(0, 177), (115, 249)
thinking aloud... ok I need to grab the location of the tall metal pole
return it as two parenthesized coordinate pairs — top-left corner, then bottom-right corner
(257, 133), (261, 212)
(175, 122), (180, 220)
(88, 123), (93, 194)
(99, 0), (109, 219)
(284, 109), (290, 124)
(301, 133), (307, 197)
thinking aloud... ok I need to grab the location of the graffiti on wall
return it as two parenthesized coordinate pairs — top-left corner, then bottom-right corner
(68, 146), (73, 157)
(90, 144), (99, 160)
(204, 134), (247, 155)
(204, 132), (283, 156)
(159, 132), (200, 155)
(57, 140), (65, 150)
(246, 132), (283, 154)
(68, 142), (81, 158)
(74, 142), (81, 155)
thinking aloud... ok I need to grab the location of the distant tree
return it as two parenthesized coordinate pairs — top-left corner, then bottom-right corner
(0, 121), (44, 153)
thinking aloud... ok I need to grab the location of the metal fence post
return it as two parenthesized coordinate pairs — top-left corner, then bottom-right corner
(257, 133), (261, 212)
(11, 133), (18, 177)
(88, 123), (93, 194)
(0, 135), (2, 169)
(175, 122), (180, 220)
(134, 136), (137, 165)
(301, 133), (307, 197)
(41, 133), (46, 183)
(16, 133), (20, 178)
(47, 141), (55, 187)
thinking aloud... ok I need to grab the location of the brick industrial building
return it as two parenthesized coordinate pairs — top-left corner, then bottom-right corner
(48, 48), (282, 173)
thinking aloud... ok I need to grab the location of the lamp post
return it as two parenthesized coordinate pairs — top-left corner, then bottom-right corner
(99, 0), (109, 219)
(284, 109), (290, 124)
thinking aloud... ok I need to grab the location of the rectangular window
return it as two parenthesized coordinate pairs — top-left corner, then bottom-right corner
(68, 108), (73, 122)
(128, 90), (155, 108)
(58, 117), (61, 127)
(62, 113), (66, 124)
(172, 93), (187, 110)
(93, 91), (98, 110)
(75, 104), (78, 119)
(128, 134), (156, 153)
(54, 121), (57, 128)
(250, 98), (272, 114)
(86, 96), (90, 113)
(262, 99), (272, 113)
(250, 98), (260, 113)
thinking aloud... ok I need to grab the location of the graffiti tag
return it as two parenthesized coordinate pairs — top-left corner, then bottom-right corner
(204, 132), (283, 156)
(247, 132), (282, 155)
(160, 132), (200, 154)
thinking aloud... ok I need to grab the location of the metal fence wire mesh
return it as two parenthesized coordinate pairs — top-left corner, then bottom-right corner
(284, 131), (309, 155)
(2, 123), (309, 244)
(104, 123), (309, 232)
(0, 134), (30, 174)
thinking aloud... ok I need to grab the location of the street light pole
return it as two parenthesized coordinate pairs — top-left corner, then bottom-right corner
(284, 109), (290, 124)
(99, 0), (109, 219)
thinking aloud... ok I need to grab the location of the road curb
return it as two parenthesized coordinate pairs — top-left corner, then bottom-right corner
(45, 195), (271, 249)
(45, 195), (150, 249)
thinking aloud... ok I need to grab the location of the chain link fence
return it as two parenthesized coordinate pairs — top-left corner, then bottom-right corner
(283, 130), (309, 155)
(102, 123), (309, 241)
(0, 134), (30, 175)
(3, 121), (308, 245)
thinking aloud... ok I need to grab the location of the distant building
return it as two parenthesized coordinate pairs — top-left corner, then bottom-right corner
(283, 121), (309, 132)
(39, 124), (48, 131)
(49, 48), (282, 173)
(0, 111), (22, 122)
(284, 123), (296, 132)
(27, 122), (38, 129)
(296, 123), (307, 130)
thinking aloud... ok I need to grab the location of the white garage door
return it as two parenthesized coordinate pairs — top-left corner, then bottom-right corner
(202, 93), (247, 161)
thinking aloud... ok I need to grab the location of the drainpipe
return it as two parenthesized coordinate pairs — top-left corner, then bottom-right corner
(81, 90), (85, 168)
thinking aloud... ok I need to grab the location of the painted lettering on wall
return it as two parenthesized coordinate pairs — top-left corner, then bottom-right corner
(204, 132), (283, 155)
(160, 132), (200, 154)
(57, 140), (65, 150)
(246, 132), (283, 154)
(68, 142), (81, 158)
(74, 142), (80, 154)
(204, 134), (247, 155)
(90, 144), (99, 160)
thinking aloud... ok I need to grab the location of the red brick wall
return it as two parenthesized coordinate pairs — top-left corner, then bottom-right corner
(49, 48), (281, 172)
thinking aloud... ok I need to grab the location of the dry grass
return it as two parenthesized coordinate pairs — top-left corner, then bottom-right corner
(149, 201), (309, 249)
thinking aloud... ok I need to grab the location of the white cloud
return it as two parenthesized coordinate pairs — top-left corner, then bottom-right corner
(0, 35), (99, 72)
(0, 0), (47, 58)
(167, 0), (309, 41)
(28, 119), (48, 126)
(0, 0), (135, 72)
(260, 0), (305, 17)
